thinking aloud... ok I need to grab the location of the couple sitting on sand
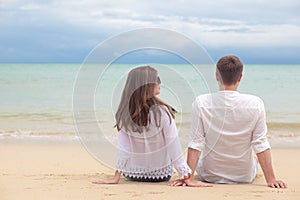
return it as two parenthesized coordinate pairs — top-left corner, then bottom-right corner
(93, 55), (287, 188)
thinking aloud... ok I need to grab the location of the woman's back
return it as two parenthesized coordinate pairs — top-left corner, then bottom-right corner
(116, 106), (189, 180)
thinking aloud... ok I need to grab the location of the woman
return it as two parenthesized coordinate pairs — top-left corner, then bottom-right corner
(93, 66), (211, 187)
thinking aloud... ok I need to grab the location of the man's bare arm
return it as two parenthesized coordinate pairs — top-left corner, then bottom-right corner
(169, 147), (212, 187)
(257, 149), (287, 188)
(187, 147), (201, 176)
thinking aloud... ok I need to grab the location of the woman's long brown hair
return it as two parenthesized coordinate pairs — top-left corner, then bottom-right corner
(115, 66), (175, 133)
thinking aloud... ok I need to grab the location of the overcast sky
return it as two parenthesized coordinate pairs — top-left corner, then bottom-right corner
(1, 0), (300, 64)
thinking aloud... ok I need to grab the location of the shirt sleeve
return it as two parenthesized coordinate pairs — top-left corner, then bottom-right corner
(115, 130), (131, 172)
(188, 99), (206, 152)
(162, 111), (192, 179)
(251, 100), (271, 153)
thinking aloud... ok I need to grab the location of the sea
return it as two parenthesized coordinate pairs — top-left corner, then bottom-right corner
(0, 63), (300, 148)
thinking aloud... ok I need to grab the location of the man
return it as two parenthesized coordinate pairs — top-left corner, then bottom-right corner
(171, 55), (287, 188)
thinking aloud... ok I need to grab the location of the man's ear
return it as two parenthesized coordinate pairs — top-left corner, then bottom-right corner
(216, 71), (219, 81)
(238, 74), (243, 82)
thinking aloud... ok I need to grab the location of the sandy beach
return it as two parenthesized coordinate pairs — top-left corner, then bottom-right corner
(0, 138), (299, 200)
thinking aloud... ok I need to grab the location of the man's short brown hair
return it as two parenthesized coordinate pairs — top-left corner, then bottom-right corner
(216, 55), (243, 85)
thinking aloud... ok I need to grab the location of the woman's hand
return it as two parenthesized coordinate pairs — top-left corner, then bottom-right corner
(92, 178), (119, 184)
(168, 179), (185, 186)
(92, 171), (121, 184)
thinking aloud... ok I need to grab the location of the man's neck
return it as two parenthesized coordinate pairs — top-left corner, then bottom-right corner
(219, 84), (238, 91)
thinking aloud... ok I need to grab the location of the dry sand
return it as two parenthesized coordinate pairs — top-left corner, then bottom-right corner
(0, 139), (299, 200)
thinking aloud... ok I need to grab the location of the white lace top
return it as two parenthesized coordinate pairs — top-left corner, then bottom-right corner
(115, 106), (191, 180)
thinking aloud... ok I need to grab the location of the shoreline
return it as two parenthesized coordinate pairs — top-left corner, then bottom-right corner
(0, 139), (299, 200)
(1, 122), (300, 149)
(1, 135), (300, 149)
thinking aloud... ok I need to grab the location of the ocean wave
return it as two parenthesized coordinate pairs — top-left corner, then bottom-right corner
(0, 129), (79, 141)
(267, 122), (300, 137)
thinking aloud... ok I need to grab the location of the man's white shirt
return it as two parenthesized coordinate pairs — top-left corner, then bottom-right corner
(189, 90), (270, 183)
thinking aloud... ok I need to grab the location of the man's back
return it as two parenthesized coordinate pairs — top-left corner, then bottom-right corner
(189, 90), (270, 183)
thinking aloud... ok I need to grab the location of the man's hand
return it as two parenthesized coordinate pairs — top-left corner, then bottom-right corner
(257, 149), (287, 188)
(267, 179), (287, 188)
(184, 178), (213, 187)
(168, 178), (213, 187)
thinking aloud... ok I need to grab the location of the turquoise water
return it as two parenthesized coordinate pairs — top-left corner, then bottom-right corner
(240, 65), (300, 123)
(0, 63), (299, 146)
